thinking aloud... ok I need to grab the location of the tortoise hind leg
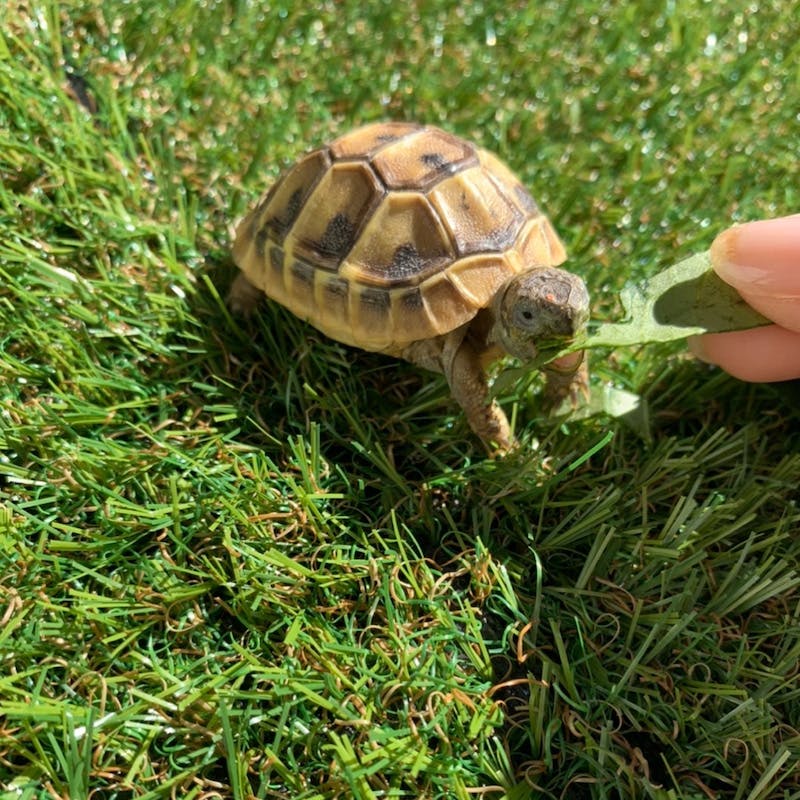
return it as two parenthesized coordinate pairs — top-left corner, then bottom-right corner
(227, 272), (263, 315)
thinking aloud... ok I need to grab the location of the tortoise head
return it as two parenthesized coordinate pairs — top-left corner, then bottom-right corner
(492, 267), (590, 362)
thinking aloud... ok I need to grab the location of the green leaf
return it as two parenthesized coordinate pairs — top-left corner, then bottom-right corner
(551, 384), (651, 439)
(587, 250), (772, 348)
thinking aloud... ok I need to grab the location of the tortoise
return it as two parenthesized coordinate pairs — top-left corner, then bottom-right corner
(230, 122), (589, 452)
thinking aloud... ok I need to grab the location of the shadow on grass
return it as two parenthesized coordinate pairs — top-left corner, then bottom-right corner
(194, 254), (465, 456)
(187, 254), (800, 526)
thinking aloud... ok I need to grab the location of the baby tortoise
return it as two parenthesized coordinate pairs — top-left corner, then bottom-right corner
(231, 122), (589, 452)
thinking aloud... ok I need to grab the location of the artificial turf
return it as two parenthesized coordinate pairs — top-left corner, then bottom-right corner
(1, 1), (799, 798)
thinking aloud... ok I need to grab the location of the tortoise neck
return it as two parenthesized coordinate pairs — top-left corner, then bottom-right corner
(467, 307), (503, 363)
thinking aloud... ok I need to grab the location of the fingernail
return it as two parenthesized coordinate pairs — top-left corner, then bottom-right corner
(710, 214), (800, 296)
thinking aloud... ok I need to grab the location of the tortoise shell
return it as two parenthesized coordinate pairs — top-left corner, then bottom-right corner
(232, 122), (567, 353)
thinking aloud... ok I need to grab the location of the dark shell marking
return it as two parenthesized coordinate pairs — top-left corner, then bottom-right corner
(316, 213), (356, 261)
(290, 260), (315, 288)
(389, 243), (424, 279)
(323, 276), (349, 299)
(421, 152), (447, 168)
(399, 287), (424, 309)
(269, 245), (284, 273)
(361, 287), (391, 312)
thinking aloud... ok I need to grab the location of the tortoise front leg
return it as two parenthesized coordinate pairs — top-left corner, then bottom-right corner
(542, 350), (589, 408)
(446, 338), (512, 453)
(401, 332), (511, 453)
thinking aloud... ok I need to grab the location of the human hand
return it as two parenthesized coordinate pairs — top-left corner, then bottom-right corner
(688, 214), (800, 382)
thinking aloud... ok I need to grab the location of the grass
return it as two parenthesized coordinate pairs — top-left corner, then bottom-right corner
(1, 0), (799, 797)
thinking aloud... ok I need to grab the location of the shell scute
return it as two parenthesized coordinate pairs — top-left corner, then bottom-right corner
(314, 275), (352, 340)
(445, 253), (518, 308)
(256, 149), (330, 244)
(343, 191), (454, 286)
(428, 166), (526, 257)
(387, 287), (437, 343)
(351, 285), (394, 349)
(372, 127), (477, 190)
(517, 215), (567, 268)
(290, 161), (384, 269)
(330, 121), (420, 160)
(417, 275), (474, 336)
(276, 257), (316, 322)
(478, 150), (540, 216)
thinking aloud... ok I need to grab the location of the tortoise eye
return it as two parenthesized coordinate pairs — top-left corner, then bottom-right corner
(513, 304), (540, 330)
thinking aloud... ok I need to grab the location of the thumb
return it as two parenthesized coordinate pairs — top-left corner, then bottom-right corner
(710, 214), (800, 332)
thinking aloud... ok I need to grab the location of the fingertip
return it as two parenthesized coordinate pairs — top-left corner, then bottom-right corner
(710, 214), (800, 295)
